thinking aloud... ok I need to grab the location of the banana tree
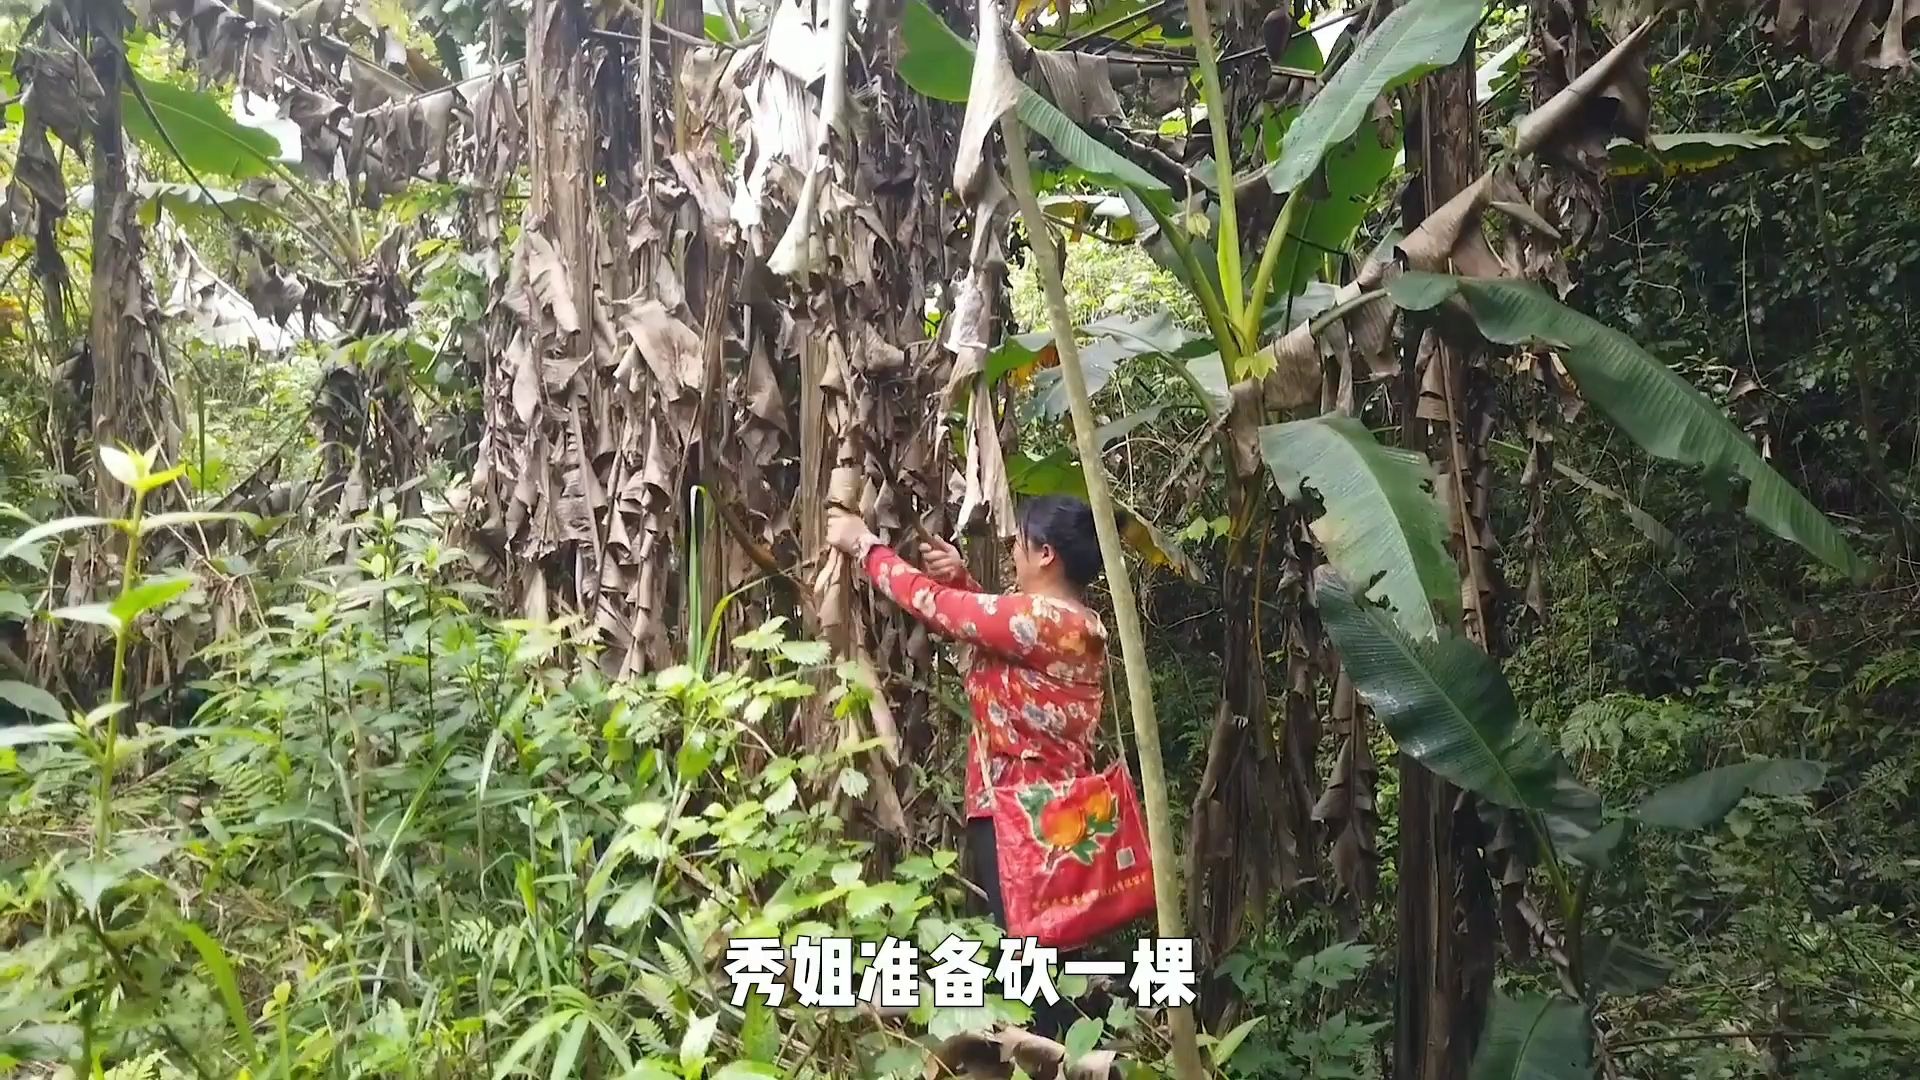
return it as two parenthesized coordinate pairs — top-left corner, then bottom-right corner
(906, 0), (1870, 1062)
(898, 0), (1491, 976)
(1315, 559), (1827, 1077)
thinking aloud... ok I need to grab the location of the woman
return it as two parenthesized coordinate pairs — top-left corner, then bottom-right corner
(825, 495), (1110, 930)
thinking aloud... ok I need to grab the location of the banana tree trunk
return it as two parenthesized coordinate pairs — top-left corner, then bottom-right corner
(1186, 383), (1298, 989)
(87, 1), (180, 514)
(1394, 54), (1498, 1080)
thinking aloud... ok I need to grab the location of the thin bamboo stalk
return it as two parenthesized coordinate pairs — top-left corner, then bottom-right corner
(999, 111), (1208, 1080)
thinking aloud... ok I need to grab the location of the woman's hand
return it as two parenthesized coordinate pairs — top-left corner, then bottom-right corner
(919, 533), (968, 584)
(826, 507), (877, 556)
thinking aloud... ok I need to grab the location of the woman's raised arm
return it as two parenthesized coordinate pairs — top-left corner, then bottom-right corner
(862, 545), (1051, 665)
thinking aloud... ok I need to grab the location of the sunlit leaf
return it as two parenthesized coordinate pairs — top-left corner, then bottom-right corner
(1015, 88), (1167, 191)
(1065, 1016), (1105, 1061)
(139, 464), (188, 494)
(837, 767), (870, 799)
(99, 446), (144, 489)
(1209, 1016), (1262, 1064)
(777, 640), (831, 666)
(60, 858), (128, 915)
(549, 1014), (589, 1080)
(898, 0), (973, 100)
(138, 510), (262, 535)
(0, 722), (77, 748)
(679, 1013), (719, 1075)
(983, 332), (1057, 387)
(1030, 311), (1194, 417)
(122, 75), (282, 180)
(49, 604), (124, 632)
(108, 575), (195, 625)
(494, 1010), (575, 1079)
(606, 881), (656, 929)
(1607, 131), (1833, 181)
(624, 801), (668, 831)
(129, 181), (274, 226)
(1279, 116), (1401, 296)
(676, 728), (716, 783)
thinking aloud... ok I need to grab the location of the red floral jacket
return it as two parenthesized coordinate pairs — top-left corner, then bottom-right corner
(861, 544), (1108, 819)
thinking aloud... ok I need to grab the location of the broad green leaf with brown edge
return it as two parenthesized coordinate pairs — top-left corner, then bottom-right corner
(1470, 995), (1592, 1080)
(1387, 273), (1872, 582)
(1266, 0), (1484, 195)
(1314, 566), (1600, 829)
(1260, 413), (1458, 640)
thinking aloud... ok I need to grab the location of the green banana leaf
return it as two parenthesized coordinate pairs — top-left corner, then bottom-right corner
(1470, 995), (1593, 1080)
(1608, 131), (1832, 181)
(1315, 567), (1600, 827)
(1584, 932), (1672, 994)
(1388, 273), (1872, 582)
(121, 76), (282, 181)
(1260, 413), (1459, 640)
(897, 0), (1167, 192)
(1267, 0), (1482, 195)
(1635, 758), (1827, 830)
(1280, 114), (1401, 296)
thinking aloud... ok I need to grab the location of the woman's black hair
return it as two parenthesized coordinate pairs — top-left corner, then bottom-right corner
(1015, 494), (1102, 588)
